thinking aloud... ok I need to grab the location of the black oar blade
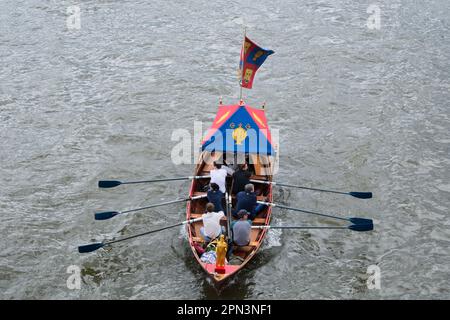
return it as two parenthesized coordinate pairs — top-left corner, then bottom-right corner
(349, 217), (373, 225)
(98, 180), (122, 188)
(349, 192), (372, 199)
(348, 223), (373, 232)
(78, 242), (104, 253)
(94, 211), (119, 220)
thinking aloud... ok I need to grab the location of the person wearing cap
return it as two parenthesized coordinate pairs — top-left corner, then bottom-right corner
(231, 209), (252, 247)
(200, 202), (225, 242)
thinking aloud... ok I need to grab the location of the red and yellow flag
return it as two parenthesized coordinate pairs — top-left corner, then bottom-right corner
(239, 37), (274, 89)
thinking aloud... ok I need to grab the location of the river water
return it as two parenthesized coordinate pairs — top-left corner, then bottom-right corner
(1, 0), (449, 299)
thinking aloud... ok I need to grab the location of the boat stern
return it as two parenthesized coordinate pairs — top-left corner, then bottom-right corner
(203, 263), (241, 282)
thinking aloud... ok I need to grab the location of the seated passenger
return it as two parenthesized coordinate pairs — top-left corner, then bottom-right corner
(207, 183), (224, 212)
(200, 203), (225, 242)
(231, 209), (252, 246)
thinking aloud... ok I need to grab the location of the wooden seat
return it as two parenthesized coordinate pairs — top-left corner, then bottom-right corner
(252, 217), (266, 224)
(250, 175), (269, 180)
(193, 191), (207, 197)
(233, 241), (259, 253)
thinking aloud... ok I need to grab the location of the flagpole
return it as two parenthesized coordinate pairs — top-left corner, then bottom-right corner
(239, 27), (246, 104)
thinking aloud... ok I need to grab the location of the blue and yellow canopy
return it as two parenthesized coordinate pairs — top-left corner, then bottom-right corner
(202, 104), (275, 155)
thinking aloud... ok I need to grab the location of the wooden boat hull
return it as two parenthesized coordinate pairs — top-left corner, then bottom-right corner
(186, 151), (274, 283)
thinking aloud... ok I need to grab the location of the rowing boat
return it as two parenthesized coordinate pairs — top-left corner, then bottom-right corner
(77, 31), (375, 284)
(186, 101), (276, 283)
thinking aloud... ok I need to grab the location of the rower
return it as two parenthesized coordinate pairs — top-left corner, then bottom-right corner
(231, 163), (251, 195)
(233, 184), (267, 220)
(200, 203), (225, 242)
(210, 162), (228, 193)
(207, 183), (224, 212)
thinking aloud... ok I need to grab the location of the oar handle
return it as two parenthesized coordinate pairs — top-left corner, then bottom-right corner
(183, 217), (204, 224)
(190, 194), (208, 200)
(250, 179), (273, 185)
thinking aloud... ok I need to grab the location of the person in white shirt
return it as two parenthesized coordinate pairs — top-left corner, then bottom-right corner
(200, 203), (225, 242)
(210, 162), (228, 193)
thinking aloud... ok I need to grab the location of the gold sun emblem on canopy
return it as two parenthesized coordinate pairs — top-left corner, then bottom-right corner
(232, 123), (247, 145)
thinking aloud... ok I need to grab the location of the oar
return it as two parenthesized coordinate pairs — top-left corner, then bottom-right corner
(78, 217), (203, 253)
(99, 175), (210, 188)
(252, 224), (373, 232)
(250, 180), (372, 199)
(225, 191), (231, 237)
(94, 195), (207, 220)
(257, 201), (373, 227)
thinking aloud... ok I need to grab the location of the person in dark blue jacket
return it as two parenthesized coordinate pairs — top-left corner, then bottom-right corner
(231, 163), (251, 195)
(233, 184), (266, 220)
(207, 183), (224, 212)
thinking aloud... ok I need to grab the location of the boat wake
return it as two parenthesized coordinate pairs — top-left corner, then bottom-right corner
(260, 218), (283, 249)
(178, 224), (188, 239)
